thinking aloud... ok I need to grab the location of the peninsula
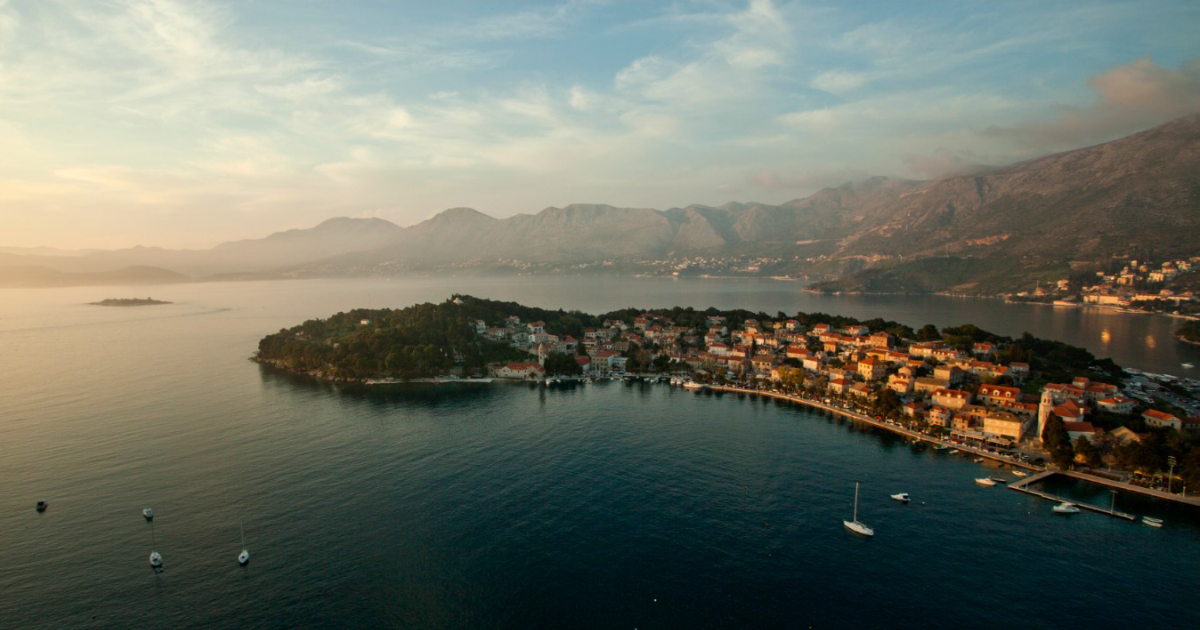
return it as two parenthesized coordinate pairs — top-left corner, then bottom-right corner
(256, 295), (1200, 492)
(88, 297), (172, 307)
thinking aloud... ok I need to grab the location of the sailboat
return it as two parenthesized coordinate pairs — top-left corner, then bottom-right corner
(149, 525), (163, 571)
(237, 520), (250, 566)
(843, 482), (874, 537)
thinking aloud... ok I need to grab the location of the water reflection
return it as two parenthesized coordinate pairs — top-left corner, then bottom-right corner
(1101, 329), (1111, 345)
(1145, 335), (1157, 349)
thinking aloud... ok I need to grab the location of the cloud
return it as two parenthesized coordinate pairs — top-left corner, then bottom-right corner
(983, 57), (1200, 149)
(902, 149), (991, 179)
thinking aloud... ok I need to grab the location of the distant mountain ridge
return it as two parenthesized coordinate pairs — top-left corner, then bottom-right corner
(3, 114), (1198, 292)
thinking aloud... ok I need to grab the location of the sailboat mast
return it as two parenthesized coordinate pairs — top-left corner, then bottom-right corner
(853, 482), (859, 522)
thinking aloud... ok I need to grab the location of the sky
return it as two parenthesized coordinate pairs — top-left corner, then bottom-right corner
(1, 0), (1198, 250)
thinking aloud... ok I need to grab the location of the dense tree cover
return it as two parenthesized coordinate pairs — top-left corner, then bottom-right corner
(1074, 436), (1103, 468)
(543, 352), (582, 376)
(1176, 319), (1200, 343)
(1042, 416), (1075, 468)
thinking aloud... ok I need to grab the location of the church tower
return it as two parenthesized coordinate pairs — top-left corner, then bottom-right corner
(1036, 390), (1054, 442)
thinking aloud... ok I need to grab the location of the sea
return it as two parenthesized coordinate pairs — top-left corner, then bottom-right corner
(1, 276), (1196, 629)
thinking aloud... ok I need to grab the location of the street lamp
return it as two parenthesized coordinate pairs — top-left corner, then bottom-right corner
(1166, 455), (1177, 494)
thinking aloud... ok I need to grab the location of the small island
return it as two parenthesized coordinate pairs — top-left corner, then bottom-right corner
(89, 297), (172, 307)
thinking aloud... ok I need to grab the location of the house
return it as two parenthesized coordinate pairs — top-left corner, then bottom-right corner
(575, 355), (593, 376)
(932, 388), (972, 409)
(849, 382), (873, 398)
(887, 372), (913, 395)
(983, 410), (1025, 441)
(1182, 418), (1200, 436)
(1096, 396), (1135, 415)
(977, 385), (1022, 407)
(972, 342), (996, 357)
(929, 406), (952, 427)
(844, 324), (869, 336)
(1063, 421), (1097, 443)
(914, 377), (949, 394)
(857, 357), (887, 381)
(1007, 362), (1030, 378)
(1143, 409), (1181, 431)
(868, 331), (892, 349)
(496, 362), (544, 379)
(933, 365), (965, 385)
(1052, 399), (1087, 423)
(1109, 426), (1144, 445)
(828, 378), (851, 395)
(902, 401), (927, 418)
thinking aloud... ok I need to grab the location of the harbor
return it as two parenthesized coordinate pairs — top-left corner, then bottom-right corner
(1009, 471), (1137, 521)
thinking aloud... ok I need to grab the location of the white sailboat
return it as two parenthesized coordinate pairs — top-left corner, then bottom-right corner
(843, 483), (874, 536)
(237, 520), (250, 566)
(149, 551), (163, 569)
(143, 507), (154, 521)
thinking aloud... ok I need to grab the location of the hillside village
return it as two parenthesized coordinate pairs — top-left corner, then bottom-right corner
(482, 300), (1199, 482)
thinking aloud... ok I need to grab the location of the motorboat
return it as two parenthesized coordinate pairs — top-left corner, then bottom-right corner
(683, 381), (705, 390)
(973, 458), (985, 463)
(988, 477), (1008, 484)
(36, 500), (47, 512)
(975, 478), (996, 487)
(843, 482), (874, 536)
(1012, 470), (1028, 478)
(1142, 516), (1163, 528)
(890, 493), (910, 503)
(1052, 502), (1081, 514)
(143, 507), (154, 521)
(149, 551), (163, 569)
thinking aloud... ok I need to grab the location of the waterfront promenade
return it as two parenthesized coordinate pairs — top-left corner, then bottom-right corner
(706, 384), (1039, 470)
(703, 383), (1200, 509)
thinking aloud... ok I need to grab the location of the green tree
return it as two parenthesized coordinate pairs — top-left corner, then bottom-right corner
(1073, 436), (1102, 468)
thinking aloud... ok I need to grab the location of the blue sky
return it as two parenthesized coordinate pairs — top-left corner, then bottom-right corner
(1, 0), (1198, 249)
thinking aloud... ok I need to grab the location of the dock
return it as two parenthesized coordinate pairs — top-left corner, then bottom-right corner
(1009, 471), (1137, 520)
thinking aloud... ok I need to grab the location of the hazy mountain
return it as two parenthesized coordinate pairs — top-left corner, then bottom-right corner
(5, 114), (1197, 292)
(0, 265), (190, 288)
(814, 113), (1200, 292)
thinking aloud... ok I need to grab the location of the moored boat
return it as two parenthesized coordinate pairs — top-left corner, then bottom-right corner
(1142, 516), (1163, 528)
(975, 478), (996, 487)
(843, 482), (874, 537)
(988, 476), (1008, 484)
(36, 500), (47, 512)
(890, 493), (910, 503)
(1012, 470), (1028, 478)
(143, 507), (154, 521)
(149, 551), (163, 570)
(1052, 502), (1081, 514)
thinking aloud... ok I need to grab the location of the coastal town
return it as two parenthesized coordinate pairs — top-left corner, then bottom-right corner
(475, 298), (1200, 496)
(1011, 256), (1200, 316)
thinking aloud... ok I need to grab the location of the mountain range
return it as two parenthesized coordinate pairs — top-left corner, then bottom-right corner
(3, 114), (1198, 294)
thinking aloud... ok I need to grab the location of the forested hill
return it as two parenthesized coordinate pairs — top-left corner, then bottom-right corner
(254, 295), (1120, 384)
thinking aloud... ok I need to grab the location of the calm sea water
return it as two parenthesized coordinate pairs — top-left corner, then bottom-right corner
(1, 277), (1196, 629)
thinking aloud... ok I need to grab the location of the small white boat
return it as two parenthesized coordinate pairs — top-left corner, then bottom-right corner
(143, 507), (154, 521)
(975, 478), (996, 487)
(890, 493), (910, 503)
(1142, 516), (1163, 528)
(149, 551), (163, 569)
(843, 482), (874, 536)
(973, 458), (984, 463)
(1012, 470), (1028, 478)
(1052, 502), (1081, 514)
(988, 477), (1008, 484)
(683, 381), (704, 390)
(1182, 363), (1194, 369)
(934, 445), (949, 451)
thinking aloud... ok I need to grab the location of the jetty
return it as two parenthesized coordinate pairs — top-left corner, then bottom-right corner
(1009, 471), (1137, 520)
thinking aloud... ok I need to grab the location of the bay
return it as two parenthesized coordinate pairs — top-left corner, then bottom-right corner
(0, 277), (1196, 629)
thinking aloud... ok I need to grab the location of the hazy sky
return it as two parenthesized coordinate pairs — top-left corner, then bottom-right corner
(2, 0), (1198, 249)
